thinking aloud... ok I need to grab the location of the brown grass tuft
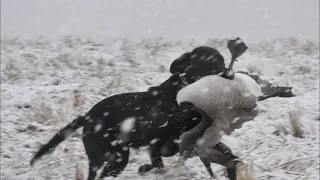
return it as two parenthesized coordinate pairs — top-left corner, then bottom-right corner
(237, 162), (253, 180)
(2, 62), (21, 82)
(25, 103), (55, 125)
(289, 111), (304, 138)
(73, 89), (82, 108)
(75, 163), (84, 180)
(24, 101), (71, 126)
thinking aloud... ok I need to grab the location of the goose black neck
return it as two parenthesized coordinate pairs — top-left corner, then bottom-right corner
(221, 68), (235, 80)
(221, 55), (237, 80)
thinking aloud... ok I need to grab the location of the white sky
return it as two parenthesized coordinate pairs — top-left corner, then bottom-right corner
(1, 0), (319, 42)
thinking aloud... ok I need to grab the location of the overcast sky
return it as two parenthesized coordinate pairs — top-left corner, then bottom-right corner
(1, 0), (319, 42)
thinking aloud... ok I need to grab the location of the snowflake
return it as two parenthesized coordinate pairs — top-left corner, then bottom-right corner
(135, 106), (141, 110)
(120, 117), (136, 133)
(94, 124), (102, 132)
(150, 138), (159, 144)
(103, 112), (109, 116)
(232, 117), (240, 123)
(191, 53), (197, 59)
(152, 90), (159, 96)
(196, 138), (205, 146)
(159, 121), (168, 128)
(202, 88), (209, 93)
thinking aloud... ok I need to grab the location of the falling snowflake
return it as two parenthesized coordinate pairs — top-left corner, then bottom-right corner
(196, 138), (205, 146)
(135, 106), (141, 110)
(92, 166), (99, 172)
(150, 138), (159, 144)
(232, 117), (240, 123)
(111, 140), (119, 146)
(235, 38), (243, 45)
(156, 100), (163, 105)
(172, 81), (179, 86)
(200, 55), (206, 60)
(120, 117), (136, 133)
(159, 121), (168, 128)
(105, 152), (111, 157)
(191, 53), (197, 59)
(205, 55), (214, 61)
(152, 90), (159, 96)
(94, 124), (102, 132)
(202, 88), (209, 93)
(139, 145), (149, 151)
(103, 112), (109, 116)
(61, 129), (74, 138)
(224, 87), (231, 92)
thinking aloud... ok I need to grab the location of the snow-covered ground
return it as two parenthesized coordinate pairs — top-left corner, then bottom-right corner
(1, 0), (319, 179)
(1, 36), (319, 180)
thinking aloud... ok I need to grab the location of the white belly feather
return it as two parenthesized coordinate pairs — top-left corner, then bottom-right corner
(176, 73), (260, 130)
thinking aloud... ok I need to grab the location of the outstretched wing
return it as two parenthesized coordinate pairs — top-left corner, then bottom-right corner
(237, 71), (295, 100)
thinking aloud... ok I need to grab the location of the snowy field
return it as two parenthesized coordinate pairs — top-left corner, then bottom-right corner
(1, 37), (319, 180)
(1, 0), (319, 180)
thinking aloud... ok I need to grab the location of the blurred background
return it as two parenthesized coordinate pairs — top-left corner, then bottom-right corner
(1, 0), (319, 42)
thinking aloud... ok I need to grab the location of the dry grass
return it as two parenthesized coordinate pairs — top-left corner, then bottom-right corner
(289, 111), (304, 138)
(275, 122), (290, 136)
(25, 102), (56, 125)
(237, 162), (254, 180)
(73, 89), (83, 108)
(273, 110), (305, 138)
(158, 64), (166, 73)
(2, 61), (21, 82)
(120, 40), (138, 67)
(24, 102), (70, 126)
(56, 51), (76, 69)
(75, 163), (84, 180)
(96, 57), (105, 79)
(105, 76), (122, 90)
(295, 65), (312, 74)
